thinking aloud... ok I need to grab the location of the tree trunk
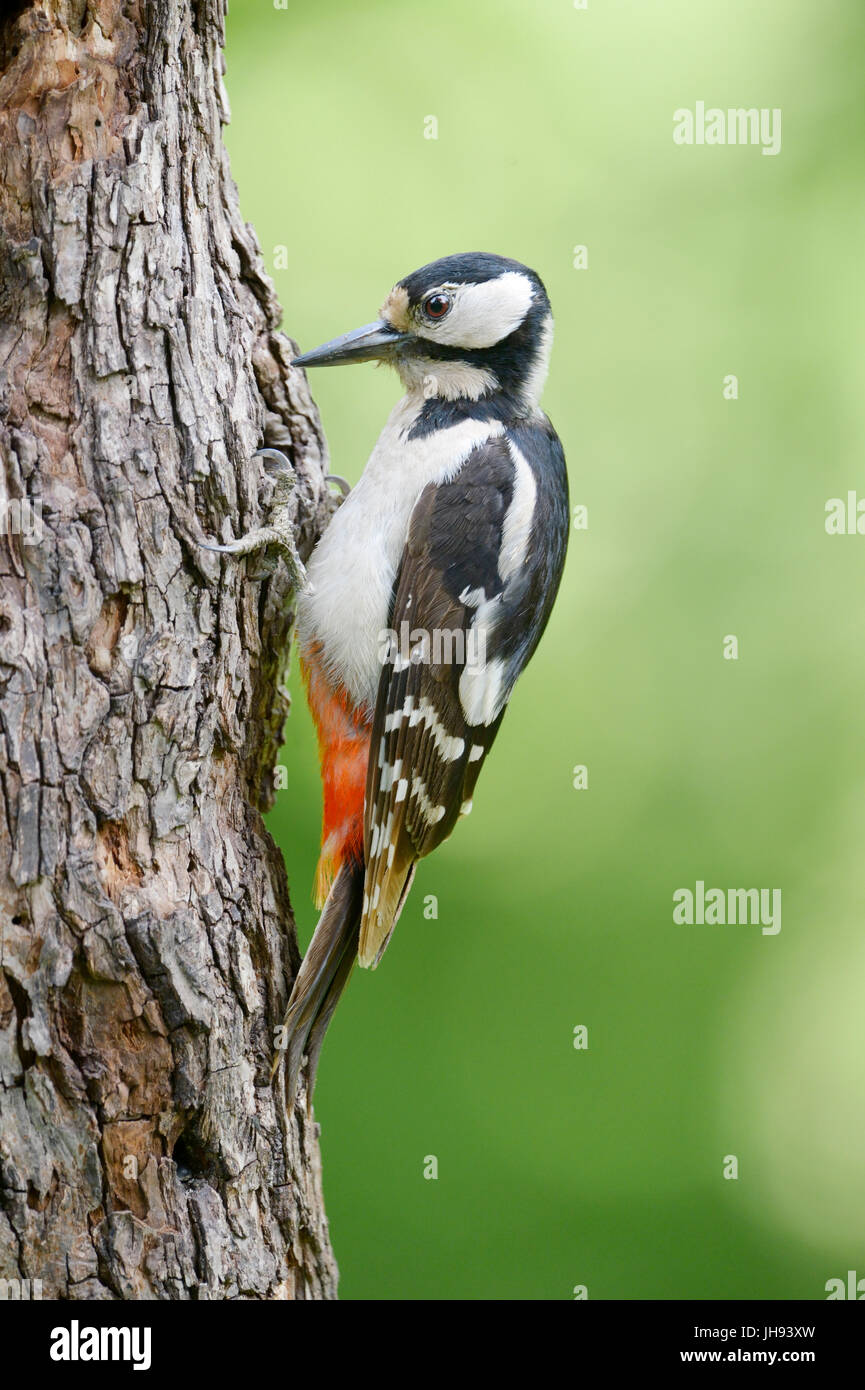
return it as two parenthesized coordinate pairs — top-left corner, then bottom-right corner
(0, 0), (338, 1299)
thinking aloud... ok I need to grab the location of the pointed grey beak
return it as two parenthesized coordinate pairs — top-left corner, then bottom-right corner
(292, 320), (408, 369)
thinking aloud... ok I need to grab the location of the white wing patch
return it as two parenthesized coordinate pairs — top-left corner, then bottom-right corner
(457, 442), (537, 728)
(498, 441), (537, 582)
(459, 654), (506, 727)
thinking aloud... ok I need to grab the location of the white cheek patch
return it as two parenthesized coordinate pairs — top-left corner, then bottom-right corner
(417, 272), (534, 349)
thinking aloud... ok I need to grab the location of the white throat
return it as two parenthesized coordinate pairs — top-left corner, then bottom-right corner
(395, 357), (498, 402)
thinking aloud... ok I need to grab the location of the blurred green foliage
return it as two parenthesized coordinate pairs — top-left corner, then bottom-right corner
(224, 0), (865, 1299)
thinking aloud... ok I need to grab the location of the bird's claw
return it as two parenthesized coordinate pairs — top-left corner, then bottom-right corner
(199, 538), (249, 556)
(198, 447), (306, 587)
(255, 447), (293, 476)
(325, 473), (351, 499)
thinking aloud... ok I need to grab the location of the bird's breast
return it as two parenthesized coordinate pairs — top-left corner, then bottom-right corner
(297, 394), (506, 715)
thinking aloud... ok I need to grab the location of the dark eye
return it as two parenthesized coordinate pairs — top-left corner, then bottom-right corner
(423, 292), (452, 321)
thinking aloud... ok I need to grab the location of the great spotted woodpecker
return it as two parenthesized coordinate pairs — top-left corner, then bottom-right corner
(216, 253), (570, 1101)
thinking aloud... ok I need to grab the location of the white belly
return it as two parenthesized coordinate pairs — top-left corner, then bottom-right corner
(297, 393), (503, 714)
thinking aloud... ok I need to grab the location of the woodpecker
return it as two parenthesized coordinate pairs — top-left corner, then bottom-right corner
(263, 252), (569, 1100)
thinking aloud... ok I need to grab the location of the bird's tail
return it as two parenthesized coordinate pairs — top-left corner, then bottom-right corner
(270, 857), (364, 1105)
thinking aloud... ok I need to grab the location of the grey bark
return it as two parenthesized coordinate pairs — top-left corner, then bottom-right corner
(0, 0), (339, 1299)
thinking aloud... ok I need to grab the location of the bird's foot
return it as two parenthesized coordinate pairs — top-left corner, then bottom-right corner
(199, 448), (306, 588)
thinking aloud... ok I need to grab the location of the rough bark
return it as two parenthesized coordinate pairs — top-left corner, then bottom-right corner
(0, 0), (339, 1299)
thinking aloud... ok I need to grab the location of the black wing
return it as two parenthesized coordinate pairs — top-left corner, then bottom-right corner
(358, 417), (569, 966)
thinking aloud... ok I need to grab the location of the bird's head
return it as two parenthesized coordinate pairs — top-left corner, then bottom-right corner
(292, 252), (553, 409)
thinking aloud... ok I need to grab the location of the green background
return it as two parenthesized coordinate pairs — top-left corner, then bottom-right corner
(224, 0), (865, 1299)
